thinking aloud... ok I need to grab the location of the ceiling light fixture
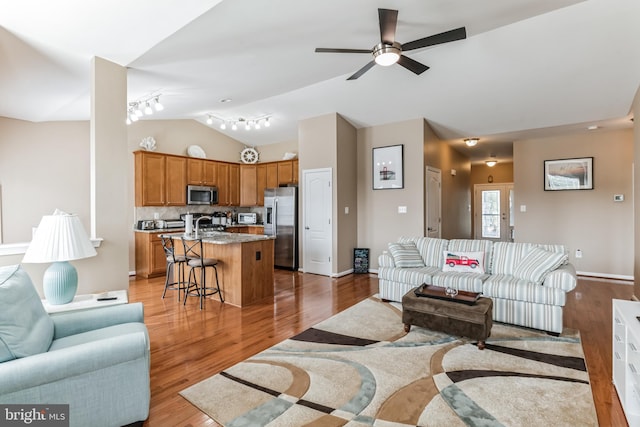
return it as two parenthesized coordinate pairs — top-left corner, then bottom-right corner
(373, 42), (401, 66)
(464, 138), (479, 147)
(485, 159), (498, 167)
(126, 94), (164, 125)
(587, 125), (598, 130)
(204, 114), (272, 131)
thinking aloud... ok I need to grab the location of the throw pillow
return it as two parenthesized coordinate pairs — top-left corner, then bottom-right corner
(0, 264), (54, 362)
(513, 247), (568, 285)
(388, 242), (425, 268)
(442, 251), (485, 274)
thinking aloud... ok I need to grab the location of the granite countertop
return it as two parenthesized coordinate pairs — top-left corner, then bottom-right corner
(160, 231), (275, 245)
(134, 228), (185, 234)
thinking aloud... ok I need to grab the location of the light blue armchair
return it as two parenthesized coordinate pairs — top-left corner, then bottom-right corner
(0, 265), (150, 427)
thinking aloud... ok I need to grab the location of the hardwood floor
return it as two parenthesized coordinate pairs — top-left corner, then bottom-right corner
(128, 271), (632, 426)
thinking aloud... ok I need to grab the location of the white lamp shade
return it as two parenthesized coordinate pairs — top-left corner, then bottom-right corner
(23, 210), (97, 263)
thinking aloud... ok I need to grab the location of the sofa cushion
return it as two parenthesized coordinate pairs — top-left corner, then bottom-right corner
(483, 274), (566, 306)
(442, 251), (485, 274)
(0, 265), (54, 362)
(377, 266), (440, 286)
(490, 242), (533, 275)
(431, 271), (488, 293)
(388, 242), (425, 268)
(513, 247), (568, 285)
(410, 237), (449, 268)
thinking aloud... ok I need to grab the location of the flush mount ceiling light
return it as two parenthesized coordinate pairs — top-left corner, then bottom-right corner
(126, 94), (164, 125)
(205, 114), (272, 131)
(373, 42), (401, 66)
(485, 159), (498, 167)
(587, 125), (598, 130)
(464, 138), (479, 147)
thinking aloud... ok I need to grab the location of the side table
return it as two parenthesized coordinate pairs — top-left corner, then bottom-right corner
(42, 290), (128, 314)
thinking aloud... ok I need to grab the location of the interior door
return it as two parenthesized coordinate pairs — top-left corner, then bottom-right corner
(474, 183), (514, 242)
(303, 168), (332, 276)
(425, 167), (441, 238)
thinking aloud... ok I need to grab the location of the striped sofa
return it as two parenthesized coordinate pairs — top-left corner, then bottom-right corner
(378, 237), (577, 334)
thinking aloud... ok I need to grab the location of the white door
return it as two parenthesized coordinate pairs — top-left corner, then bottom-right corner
(474, 183), (514, 242)
(425, 167), (441, 238)
(303, 168), (332, 276)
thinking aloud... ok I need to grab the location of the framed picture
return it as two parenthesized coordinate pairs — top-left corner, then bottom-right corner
(544, 157), (593, 191)
(373, 144), (404, 189)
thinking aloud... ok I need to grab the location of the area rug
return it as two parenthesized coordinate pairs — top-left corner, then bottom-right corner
(180, 296), (597, 426)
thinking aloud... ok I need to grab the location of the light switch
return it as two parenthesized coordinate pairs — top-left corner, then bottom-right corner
(344, 206), (350, 214)
(520, 205), (527, 212)
(398, 206), (407, 214)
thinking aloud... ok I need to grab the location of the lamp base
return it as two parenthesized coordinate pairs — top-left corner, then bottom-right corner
(43, 261), (78, 305)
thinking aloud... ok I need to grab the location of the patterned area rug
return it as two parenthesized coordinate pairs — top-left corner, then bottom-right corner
(180, 296), (597, 426)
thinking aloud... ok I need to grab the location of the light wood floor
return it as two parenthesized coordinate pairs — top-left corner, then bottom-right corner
(128, 271), (633, 427)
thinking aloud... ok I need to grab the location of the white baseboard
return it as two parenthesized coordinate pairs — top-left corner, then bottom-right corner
(577, 271), (634, 284)
(129, 271), (136, 276)
(332, 269), (353, 278)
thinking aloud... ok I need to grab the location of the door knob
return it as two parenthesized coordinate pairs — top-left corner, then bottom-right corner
(305, 226), (310, 230)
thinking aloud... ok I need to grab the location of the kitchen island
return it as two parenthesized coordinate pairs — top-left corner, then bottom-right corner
(161, 231), (275, 307)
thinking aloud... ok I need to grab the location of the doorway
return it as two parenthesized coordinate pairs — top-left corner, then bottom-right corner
(425, 167), (441, 238)
(474, 183), (514, 242)
(302, 168), (332, 276)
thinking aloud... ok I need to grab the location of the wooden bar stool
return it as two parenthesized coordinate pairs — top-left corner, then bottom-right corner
(160, 236), (188, 301)
(181, 237), (224, 309)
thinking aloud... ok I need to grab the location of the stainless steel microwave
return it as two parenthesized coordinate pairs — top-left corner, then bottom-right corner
(187, 185), (218, 205)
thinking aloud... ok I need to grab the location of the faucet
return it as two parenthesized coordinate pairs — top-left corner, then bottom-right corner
(194, 215), (212, 239)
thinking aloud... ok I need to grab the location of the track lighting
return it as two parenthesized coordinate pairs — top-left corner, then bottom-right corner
(204, 114), (272, 131)
(126, 94), (164, 125)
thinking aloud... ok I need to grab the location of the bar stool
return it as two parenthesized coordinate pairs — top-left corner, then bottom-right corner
(181, 237), (224, 309)
(161, 236), (188, 301)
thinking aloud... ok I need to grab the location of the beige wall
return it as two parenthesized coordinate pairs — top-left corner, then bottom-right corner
(357, 119), (425, 268)
(336, 115), (358, 274)
(424, 128), (472, 239)
(0, 118), (90, 244)
(514, 128), (633, 278)
(257, 140), (299, 163)
(633, 86), (640, 296)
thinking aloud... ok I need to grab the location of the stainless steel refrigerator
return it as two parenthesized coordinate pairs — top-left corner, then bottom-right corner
(264, 186), (298, 270)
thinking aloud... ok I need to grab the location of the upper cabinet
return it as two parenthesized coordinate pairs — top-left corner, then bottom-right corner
(135, 151), (186, 206)
(135, 151), (296, 207)
(187, 158), (217, 186)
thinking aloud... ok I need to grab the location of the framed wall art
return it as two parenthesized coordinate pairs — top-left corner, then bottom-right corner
(544, 157), (593, 191)
(373, 144), (404, 190)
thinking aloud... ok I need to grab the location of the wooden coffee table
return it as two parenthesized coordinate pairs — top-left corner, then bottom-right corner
(402, 285), (493, 349)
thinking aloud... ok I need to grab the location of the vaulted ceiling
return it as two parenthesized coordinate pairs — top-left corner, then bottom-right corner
(1, 0), (638, 163)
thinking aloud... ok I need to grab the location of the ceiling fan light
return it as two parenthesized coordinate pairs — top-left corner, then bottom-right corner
(373, 42), (401, 66)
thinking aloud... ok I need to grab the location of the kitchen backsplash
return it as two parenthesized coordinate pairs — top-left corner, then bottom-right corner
(135, 205), (264, 224)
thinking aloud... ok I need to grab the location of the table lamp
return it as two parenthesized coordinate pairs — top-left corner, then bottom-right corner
(22, 209), (97, 305)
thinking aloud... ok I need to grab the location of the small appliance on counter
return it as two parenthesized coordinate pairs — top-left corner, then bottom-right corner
(137, 220), (156, 230)
(237, 212), (257, 225)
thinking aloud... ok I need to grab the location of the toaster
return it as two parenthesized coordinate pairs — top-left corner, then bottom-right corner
(137, 220), (156, 230)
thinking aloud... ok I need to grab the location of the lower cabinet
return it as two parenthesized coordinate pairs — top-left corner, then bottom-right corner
(135, 232), (166, 278)
(226, 226), (264, 235)
(613, 299), (640, 426)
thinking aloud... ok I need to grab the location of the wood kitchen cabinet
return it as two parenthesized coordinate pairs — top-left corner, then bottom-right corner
(216, 162), (240, 206)
(187, 158), (217, 186)
(135, 151), (186, 206)
(277, 160), (298, 185)
(266, 163), (278, 188)
(134, 231), (166, 278)
(256, 164), (267, 206)
(240, 165), (258, 207)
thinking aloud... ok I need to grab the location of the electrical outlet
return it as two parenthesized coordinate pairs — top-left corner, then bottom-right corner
(575, 249), (582, 258)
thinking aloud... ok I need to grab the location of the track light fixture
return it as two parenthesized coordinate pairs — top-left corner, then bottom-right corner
(126, 94), (164, 125)
(204, 114), (272, 131)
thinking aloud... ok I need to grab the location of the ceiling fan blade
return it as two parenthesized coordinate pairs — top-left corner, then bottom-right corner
(378, 8), (398, 44)
(315, 47), (372, 54)
(347, 61), (376, 80)
(402, 27), (467, 52)
(397, 55), (430, 75)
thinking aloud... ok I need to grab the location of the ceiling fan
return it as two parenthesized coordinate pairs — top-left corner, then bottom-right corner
(315, 8), (466, 80)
